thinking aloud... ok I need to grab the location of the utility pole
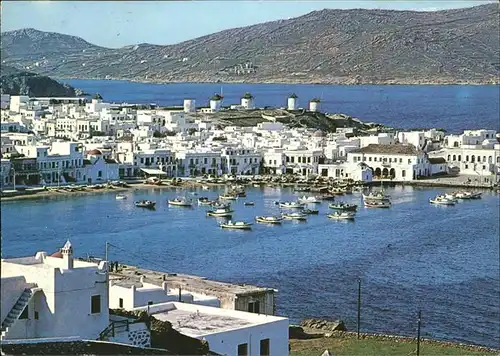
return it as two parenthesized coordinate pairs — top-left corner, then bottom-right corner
(416, 310), (422, 356)
(357, 279), (361, 339)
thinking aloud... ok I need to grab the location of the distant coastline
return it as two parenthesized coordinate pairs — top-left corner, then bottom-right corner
(55, 76), (500, 86)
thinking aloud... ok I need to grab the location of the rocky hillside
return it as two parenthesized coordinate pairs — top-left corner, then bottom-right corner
(1, 4), (499, 84)
(1, 65), (76, 97)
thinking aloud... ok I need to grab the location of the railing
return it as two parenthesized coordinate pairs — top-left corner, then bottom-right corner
(98, 319), (130, 340)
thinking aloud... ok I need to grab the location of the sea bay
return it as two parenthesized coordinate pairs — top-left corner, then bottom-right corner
(2, 186), (499, 347)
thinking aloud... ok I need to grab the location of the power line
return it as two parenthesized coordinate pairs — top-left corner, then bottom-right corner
(107, 242), (169, 272)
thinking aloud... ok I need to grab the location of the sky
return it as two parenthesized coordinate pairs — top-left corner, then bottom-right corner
(1, 1), (496, 48)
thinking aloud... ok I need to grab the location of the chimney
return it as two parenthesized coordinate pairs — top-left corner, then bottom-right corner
(61, 240), (73, 270)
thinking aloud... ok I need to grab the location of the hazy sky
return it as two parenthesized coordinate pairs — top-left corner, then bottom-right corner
(2, 1), (495, 48)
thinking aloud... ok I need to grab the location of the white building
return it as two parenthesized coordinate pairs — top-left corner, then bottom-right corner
(1, 94), (10, 109)
(134, 302), (289, 356)
(1, 241), (109, 340)
(210, 94), (223, 113)
(183, 99), (196, 113)
(284, 147), (324, 176)
(241, 93), (255, 110)
(309, 99), (320, 112)
(348, 144), (432, 180)
(287, 94), (298, 111)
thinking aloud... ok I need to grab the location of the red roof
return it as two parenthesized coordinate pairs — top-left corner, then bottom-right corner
(51, 250), (63, 258)
(87, 149), (102, 155)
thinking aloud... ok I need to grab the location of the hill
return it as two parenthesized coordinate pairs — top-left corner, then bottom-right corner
(0, 65), (76, 97)
(1, 4), (499, 84)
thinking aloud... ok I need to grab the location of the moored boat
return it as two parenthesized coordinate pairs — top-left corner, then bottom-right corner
(220, 220), (252, 230)
(244, 202), (255, 206)
(116, 194), (127, 200)
(168, 197), (192, 207)
(328, 202), (358, 211)
(135, 200), (156, 209)
(279, 201), (304, 209)
(207, 207), (234, 217)
(255, 216), (283, 224)
(297, 196), (321, 204)
(429, 196), (455, 206)
(362, 191), (390, 201)
(302, 208), (319, 215)
(219, 193), (238, 200)
(328, 211), (355, 220)
(281, 212), (307, 220)
(198, 197), (214, 206)
(364, 200), (391, 208)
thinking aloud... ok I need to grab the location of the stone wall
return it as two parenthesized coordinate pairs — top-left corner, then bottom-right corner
(128, 327), (150, 348)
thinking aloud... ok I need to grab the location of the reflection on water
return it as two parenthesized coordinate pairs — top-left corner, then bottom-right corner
(1, 186), (499, 347)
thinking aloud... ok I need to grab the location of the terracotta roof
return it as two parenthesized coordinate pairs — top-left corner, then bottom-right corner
(352, 144), (419, 155)
(51, 250), (63, 258)
(428, 157), (447, 164)
(87, 149), (102, 155)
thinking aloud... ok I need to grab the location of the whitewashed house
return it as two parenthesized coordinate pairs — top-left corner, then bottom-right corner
(134, 302), (289, 356)
(1, 241), (109, 340)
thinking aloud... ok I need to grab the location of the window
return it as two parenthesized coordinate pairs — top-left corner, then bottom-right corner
(19, 306), (28, 319)
(248, 301), (260, 314)
(369, 157), (372, 162)
(402, 170), (406, 177)
(119, 298), (124, 308)
(148, 301), (154, 305)
(91, 295), (101, 314)
(238, 343), (248, 356)
(34, 311), (39, 320)
(260, 338), (270, 356)
(98, 171), (102, 177)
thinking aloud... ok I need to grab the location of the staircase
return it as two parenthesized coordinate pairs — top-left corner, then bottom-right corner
(1, 288), (35, 340)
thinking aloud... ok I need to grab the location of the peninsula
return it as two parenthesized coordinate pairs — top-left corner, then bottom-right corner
(1, 4), (498, 85)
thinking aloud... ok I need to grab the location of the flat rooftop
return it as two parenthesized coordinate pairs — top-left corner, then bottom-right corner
(109, 264), (275, 297)
(153, 308), (252, 337)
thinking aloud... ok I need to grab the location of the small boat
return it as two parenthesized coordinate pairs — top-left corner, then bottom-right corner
(294, 187), (310, 192)
(255, 216), (283, 224)
(328, 212), (355, 220)
(244, 202), (255, 206)
(202, 185), (210, 190)
(135, 200), (156, 209)
(320, 195), (336, 201)
(207, 207), (234, 217)
(279, 201), (304, 209)
(429, 196), (455, 206)
(455, 191), (482, 200)
(220, 220), (252, 230)
(212, 201), (231, 209)
(253, 184), (261, 188)
(198, 197), (214, 206)
(362, 191), (390, 201)
(116, 194), (127, 200)
(297, 196), (321, 204)
(364, 200), (391, 208)
(328, 202), (358, 211)
(168, 197), (192, 207)
(144, 176), (162, 185)
(281, 212), (307, 221)
(329, 188), (346, 195)
(219, 194), (238, 200)
(302, 208), (319, 215)
(190, 192), (198, 196)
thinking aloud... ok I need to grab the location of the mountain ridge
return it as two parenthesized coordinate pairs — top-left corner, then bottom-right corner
(1, 4), (499, 85)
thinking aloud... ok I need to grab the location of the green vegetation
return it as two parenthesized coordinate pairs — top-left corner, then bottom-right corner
(290, 336), (496, 356)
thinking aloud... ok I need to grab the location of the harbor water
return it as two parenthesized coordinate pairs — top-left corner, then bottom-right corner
(63, 80), (500, 134)
(1, 186), (499, 348)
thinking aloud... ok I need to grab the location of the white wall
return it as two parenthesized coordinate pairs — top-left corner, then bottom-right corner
(1, 276), (30, 322)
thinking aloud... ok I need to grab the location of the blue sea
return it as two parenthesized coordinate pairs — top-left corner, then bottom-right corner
(2, 186), (499, 348)
(63, 80), (500, 133)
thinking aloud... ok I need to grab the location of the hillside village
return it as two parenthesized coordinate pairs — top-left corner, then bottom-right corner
(1, 92), (499, 191)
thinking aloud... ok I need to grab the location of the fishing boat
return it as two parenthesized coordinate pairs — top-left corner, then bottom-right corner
(328, 202), (358, 211)
(220, 221), (252, 230)
(144, 176), (162, 185)
(168, 197), (192, 207)
(115, 194), (127, 200)
(320, 195), (336, 201)
(207, 207), (234, 217)
(253, 183), (261, 188)
(212, 201), (231, 209)
(244, 202), (255, 206)
(329, 188), (346, 195)
(219, 193), (238, 200)
(294, 186), (310, 192)
(297, 196), (321, 204)
(279, 201), (304, 209)
(255, 216), (283, 224)
(281, 212), (307, 220)
(202, 185), (210, 190)
(362, 191), (390, 201)
(302, 208), (319, 215)
(135, 200), (156, 209)
(455, 191), (482, 200)
(429, 196), (456, 206)
(198, 197), (214, 206)
(364, 200), (391, 208)
(328, 211), (355, 220)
